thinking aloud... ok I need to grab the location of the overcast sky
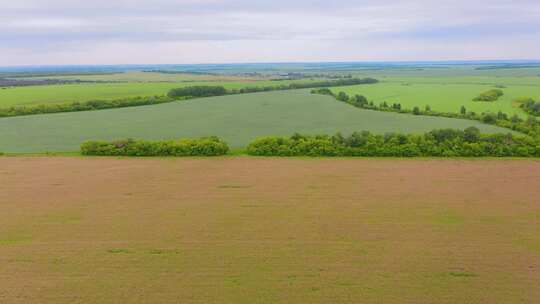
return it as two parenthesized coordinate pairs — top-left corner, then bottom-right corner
(1, 0), (539, 66)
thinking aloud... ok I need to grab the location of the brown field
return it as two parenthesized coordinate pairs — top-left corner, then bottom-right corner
(1, 157), (540, 303)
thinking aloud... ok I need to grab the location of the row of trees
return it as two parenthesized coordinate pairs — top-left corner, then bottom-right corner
(167, 78), (379, 99)
(312, 89), (540, 138)
(247, 128), (540, 157)
(167, 86), (228, 98)
(0, 95), (175, 118)
(81, 137), (229, 157)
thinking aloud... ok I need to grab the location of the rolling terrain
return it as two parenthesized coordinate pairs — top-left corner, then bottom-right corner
(0, 90), (513, 153)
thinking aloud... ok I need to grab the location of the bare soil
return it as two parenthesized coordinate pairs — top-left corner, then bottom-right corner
(1, 157), (539, 303)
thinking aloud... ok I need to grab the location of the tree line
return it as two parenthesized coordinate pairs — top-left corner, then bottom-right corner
(167, 78), (379, 98)
(312, 89), (540, 139)
(246, 128), (540, 157)
(81, 137), (229, 156)
(0, 96), (175, 118)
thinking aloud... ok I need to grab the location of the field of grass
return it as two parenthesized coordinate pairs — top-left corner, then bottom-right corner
(1, 157), (539, 303)
(0, 90), (513, 153)
(0, 79), (312, 107)
(16, 71), (263, 83)
(333, 76), (540, 118)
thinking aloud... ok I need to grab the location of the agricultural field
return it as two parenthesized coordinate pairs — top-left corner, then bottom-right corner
(1, 157), (539, 303)
(12, 71), (263, 82)
(0, 79), (314, 107)
(0, 90), (513, 153)
(332, 76), (540, 118)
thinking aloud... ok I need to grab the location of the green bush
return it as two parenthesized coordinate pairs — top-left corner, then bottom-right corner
(518, 97), (540, 116)
(247, 129), (540, 157)
(81, 137), (229, 156)
(473, 89), (504, 102)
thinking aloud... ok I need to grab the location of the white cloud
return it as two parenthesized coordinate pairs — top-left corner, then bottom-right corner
(0, 0), (539, 65)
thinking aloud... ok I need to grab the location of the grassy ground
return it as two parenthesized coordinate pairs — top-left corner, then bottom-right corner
(14, 71), (263, 83)
(0, 79), (311, 107)
(1, 157), (539, 303)
(0, 90), (512, 153)
(332, 76), (540, 118)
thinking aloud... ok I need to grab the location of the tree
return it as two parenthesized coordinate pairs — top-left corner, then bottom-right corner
(460, 106), (467, 115)
(464, 127), (480, 143)
(425, 105), (431, 112)
(413, 106), (421, 115)
(337, 92), (350, 102)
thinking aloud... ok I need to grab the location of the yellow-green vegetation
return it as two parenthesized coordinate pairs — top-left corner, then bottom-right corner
(473, 89), (504, 102)
(331, 76), (540, 118)
(0, 79), (315, 107)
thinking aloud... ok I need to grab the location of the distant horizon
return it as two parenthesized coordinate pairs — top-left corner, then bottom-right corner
(2, 59), (540, 70)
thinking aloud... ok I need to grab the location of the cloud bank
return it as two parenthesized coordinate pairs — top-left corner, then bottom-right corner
(1, 0), (539, 65)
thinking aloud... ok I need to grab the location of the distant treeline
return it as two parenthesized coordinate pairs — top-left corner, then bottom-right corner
(247, 129), (540, 157)
(0, 96), (174, 118)
(167, 78), (378, 99)
(312, 88), (540, 138)
(0, 78), (108, 88)
(475, 64), (540, 70)
(81, 137), (229, 156)
(142, 70), (219, 76)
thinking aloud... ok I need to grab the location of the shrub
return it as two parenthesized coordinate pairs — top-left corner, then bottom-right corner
(473, 89), (504, 102)
(246, 129), (538, 157)
(81, 137), (229, 156)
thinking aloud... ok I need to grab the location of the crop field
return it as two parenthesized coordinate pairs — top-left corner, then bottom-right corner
(13, 71), (263, 82)
(1, 157), (539, 303)
(0, 90), (513, 153)
(332, 76), (540, 118)
(0, 79), (316, 107)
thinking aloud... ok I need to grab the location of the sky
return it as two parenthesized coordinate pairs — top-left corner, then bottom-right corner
(1, 0), (539, 66)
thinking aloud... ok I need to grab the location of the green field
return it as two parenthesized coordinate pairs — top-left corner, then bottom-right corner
(0, 90), (514, 153)
(0, 80), (312, 107)
(15, 71), (262, 83)
(332, 76), (540, 118)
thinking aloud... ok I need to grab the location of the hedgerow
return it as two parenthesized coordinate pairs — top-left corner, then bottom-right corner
(313, 89), (540, 138)
(81, 137), (229, 156)
(0, 95), (174, 118)
(247, 129), (540, 157)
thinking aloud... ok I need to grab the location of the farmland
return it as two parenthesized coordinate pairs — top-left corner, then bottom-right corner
(0, 79), (314, 107)
(332, 77), (540, 118)
(1, 157), (539, 303)
(0, 90), (513, 153)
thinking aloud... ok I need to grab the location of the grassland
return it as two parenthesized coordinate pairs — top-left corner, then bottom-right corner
(0, 90), (513, 153)
(0, 79), (314, 107)
(332, 75), (540, 118)
(15, 71), (262, 83)
(1, 157), (539, 303)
